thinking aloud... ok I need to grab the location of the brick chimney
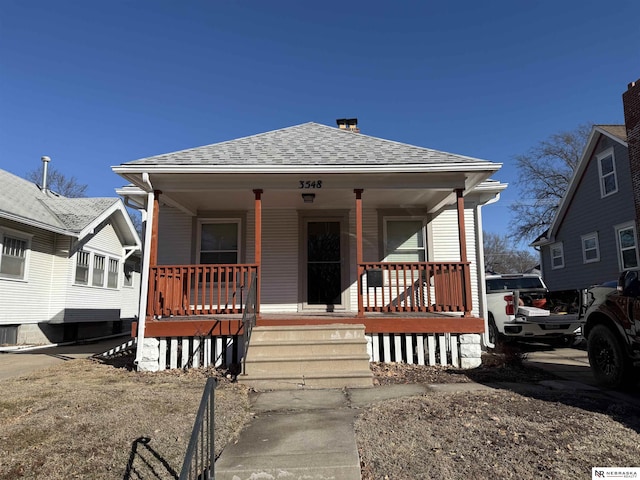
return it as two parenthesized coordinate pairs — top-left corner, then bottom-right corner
(336, 118), (360, 133)
(623, 79), (640, 240)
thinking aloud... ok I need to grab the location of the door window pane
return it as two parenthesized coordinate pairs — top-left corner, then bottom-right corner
(307, 221), (341, 305)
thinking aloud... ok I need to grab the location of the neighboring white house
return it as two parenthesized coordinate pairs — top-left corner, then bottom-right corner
(113, 120), (507, 374)
(0, 168), (141, 345)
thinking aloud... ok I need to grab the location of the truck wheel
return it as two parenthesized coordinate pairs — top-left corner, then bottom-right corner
(587, 324), (630, 389)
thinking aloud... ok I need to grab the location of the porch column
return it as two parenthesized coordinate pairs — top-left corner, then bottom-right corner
(456, 189), (472, 316)
(149, 190), (161, 268)
(354, 189), (364, 317)
(253, 189), (262, 314)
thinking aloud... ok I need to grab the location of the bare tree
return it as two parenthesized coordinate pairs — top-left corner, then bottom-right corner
(509, 123), (592, 241)
(484, 232), (538, 274)
(26, 165), (88, 198)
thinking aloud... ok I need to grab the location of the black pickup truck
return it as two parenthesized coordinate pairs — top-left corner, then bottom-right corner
(582, 269), (640, 388)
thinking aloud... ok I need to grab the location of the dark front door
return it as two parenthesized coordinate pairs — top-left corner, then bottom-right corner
(307, 221), (342, 307)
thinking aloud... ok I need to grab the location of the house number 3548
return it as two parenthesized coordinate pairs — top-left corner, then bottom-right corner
(298, 180), (322, 189)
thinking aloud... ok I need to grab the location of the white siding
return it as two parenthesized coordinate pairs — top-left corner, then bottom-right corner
(260, 209), (299, 312)
(65, 222), (127, 322)
(0, 220), (58, 325)
(429, 206), (480, 316)
(158, 207), (193, 264)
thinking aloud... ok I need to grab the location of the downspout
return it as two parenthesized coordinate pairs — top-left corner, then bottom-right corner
(477, 193), (501, 349)
(134, 173), (155, 366)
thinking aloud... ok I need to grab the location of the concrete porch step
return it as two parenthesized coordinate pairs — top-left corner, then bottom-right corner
(240, 323), (373, 390)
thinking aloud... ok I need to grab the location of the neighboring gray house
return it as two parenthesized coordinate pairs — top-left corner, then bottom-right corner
(0, 168), (141, 345)
(532, 125), (639, 291)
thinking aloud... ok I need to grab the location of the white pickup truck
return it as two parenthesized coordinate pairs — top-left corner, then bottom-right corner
(486, 274), (584, 346)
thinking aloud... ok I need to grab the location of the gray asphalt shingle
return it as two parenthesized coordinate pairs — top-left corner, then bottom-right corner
(122, 122), (489, 167)
(0, 169), (118, 235)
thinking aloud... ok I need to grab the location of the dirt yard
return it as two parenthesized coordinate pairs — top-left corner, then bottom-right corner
(359, 360), (640, 480)
(0, 359), (251, 480)
(1, 353), (639, 479)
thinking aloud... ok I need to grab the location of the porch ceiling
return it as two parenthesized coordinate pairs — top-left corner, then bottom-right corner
(161, 188), (457, 213)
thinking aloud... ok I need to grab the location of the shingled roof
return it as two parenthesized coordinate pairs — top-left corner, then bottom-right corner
(0, 168), (120, 236)
(122, 122), (491, 167)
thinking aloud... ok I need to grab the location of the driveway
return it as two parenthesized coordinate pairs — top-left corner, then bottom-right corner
(0, 336), (133, 381)
(524, 344), (640, 404)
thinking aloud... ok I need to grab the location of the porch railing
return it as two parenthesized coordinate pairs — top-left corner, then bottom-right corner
(241, 271), (258, 375)
(148, 264), (259, 318)
(358, 262), (471, 314)
(179, 377), (217, 480)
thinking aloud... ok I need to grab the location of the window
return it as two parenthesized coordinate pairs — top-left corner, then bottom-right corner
(75, 251), (90, 285)
(0, 234), (29, 279)
(615, 222), (639, 270)
(597, 148), (618, 197)
(93, 254), (105, 286)
(384, 219), (426, 261)
(550, 243), (564, 269)
(75, 249), (121, 288)
(198, 220), (240, 264)
(581, 233), (600, 263)
(123, 260), (136, 287)
(108, 258), (119, 288)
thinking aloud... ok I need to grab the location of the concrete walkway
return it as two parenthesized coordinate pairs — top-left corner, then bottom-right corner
(217, 347), (640, 480)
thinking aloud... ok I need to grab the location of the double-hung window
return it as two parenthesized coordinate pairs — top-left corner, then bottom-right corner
(597, 148), (618, 198)
(550, 242), (564, 269)
(581, 233), (600, 264)
(384, 219), (426, 262)
(0, 232), (30, 280)
(75, 250), (120, 288)
(198, 220), (241, 264)
(615, 222), (639, 270)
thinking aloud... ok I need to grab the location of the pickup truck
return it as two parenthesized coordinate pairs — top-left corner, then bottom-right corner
(582, 269), (640, 388)
(486, 274), (583, 346)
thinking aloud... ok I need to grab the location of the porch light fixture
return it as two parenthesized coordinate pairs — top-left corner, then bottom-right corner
(302, 193), (315, 203)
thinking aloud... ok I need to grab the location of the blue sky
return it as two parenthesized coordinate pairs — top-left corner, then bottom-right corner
(1, 0), (639, 244)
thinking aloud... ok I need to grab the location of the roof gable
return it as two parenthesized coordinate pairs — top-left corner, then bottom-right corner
(532, 125), (628, 246)
(121, 122), (493, 168)
(0, 169), (140, 248)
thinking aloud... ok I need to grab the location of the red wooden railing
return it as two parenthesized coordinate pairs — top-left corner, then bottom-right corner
(358, 262), (471, 314)
(147, 264), (259, 318)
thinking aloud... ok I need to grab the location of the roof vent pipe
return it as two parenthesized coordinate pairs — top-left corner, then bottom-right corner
(41, 156), (51, 191)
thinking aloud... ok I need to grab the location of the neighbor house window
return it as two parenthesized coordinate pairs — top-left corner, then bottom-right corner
(123, 260), (136, 287)
(0, 233), (30, 280)
(384, 219), (426, 262)
(615, 222), (639, 270)
(581, 233), (600, 263)
(597, 148), (618, 198)
(108, 258), (119, 288)
(75, 249), (121, 288)
(550, 242), (564, 269)
(198, 220), (241, 264)
(75, 250), (90, 285)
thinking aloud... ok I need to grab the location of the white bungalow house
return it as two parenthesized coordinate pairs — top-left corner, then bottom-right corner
(113, 120), (506, 385)
(0, 167), (141, 345)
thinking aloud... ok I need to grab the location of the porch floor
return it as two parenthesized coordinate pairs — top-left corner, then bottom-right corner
(138, 311), (485, 336)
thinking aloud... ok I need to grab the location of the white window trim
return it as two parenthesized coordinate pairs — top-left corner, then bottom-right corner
(550, 242), (564, 269)
(614, 221), (640, 271)
(581, 232), (600, 264)
(597, 147), (618, 198)
(382, 216), (427, 261)
(74, 247), (121, 289)
(0, 227), (33, 282)
(196, 218), (242, 264)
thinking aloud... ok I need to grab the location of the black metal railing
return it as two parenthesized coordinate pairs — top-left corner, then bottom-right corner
(241, 272), (258, 375)
(179, 377), (217, 480)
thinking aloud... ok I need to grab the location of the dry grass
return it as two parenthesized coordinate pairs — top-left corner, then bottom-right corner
(0, 359), (251, 480)
(359, 359), (640, 480)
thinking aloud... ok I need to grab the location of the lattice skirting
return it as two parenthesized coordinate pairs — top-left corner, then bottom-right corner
(138, 332), (482, 371)
(366, 333), (482, 368)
